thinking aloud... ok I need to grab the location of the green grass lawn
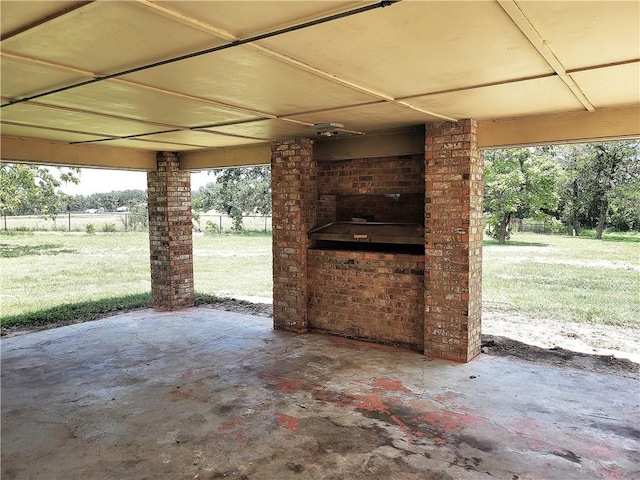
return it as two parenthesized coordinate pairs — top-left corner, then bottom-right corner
(0, 232), (272, 325)
(1, 230), (638, 329)
(483, 232), (639, 327)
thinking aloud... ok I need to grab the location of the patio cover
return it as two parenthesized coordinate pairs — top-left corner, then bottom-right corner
(1, 0), (639, 169)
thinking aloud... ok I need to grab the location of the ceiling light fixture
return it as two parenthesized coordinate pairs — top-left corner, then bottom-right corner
(314, 122), (344, 137)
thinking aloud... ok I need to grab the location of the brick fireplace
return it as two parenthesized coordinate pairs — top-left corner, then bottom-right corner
(271, 120), (483, 362)
(308, 154), (425, 350)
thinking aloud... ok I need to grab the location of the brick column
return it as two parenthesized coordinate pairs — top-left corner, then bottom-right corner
(147, 152), (194, 310)
(424, 120), (483, 362)
(271, 138), (316, 332)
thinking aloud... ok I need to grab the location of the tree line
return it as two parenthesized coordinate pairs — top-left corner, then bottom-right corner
(484, 141), (639, 244)
(68, 190), (147, 213)
(0, 163), (271, 233)
(0, 163), (149, 216)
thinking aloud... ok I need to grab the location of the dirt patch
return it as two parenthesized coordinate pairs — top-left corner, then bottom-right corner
(481, 335), (639, 379)
(482, 308), (640, 370)
(198, 297), (273, 317)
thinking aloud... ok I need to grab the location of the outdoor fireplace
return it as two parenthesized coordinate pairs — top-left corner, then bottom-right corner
(272, 122), (483, 362)
(306, 155), (426, 350)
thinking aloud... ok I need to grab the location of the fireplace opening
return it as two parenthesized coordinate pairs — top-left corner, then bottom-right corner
(309, 220), (424, 254)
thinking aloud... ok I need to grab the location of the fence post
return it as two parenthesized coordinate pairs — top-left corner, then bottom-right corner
(264, 215), (267, 232)
(125, 214), (128, 232)
(68, 211), (71, 232)
(219, 215), (222, 233)
(3, 211), (7, 231)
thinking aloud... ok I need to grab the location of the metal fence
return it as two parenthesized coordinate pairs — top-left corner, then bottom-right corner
(196, 214), (272, 233)
(2, 212), (272, 234)
(507, 218), (571, 236)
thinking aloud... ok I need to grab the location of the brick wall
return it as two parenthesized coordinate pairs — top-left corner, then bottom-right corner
(147, 152), (194, 310)
(316, 155), (424, 225)
(317, 155), (424, 196)
(424, 120), (483, 362)
(308, 250), (425, 350)
(271, 138), (316, 332)
(335, 193), (424, 224)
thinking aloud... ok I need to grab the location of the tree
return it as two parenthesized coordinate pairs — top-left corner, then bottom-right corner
(70, 189), (147, 212)
(193, 167), (271, 231)
(554, 141), (640, 238)
(0, 163), (79, 218)
(483, 148), (562, 244)
(552, 145), (587, 235)
(608, 181), (640, 232)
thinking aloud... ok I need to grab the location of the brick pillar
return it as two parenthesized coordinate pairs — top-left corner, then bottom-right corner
(424, 120), (483, 362)
(271, 138), (316, 332)
(147, 152), (194, 310)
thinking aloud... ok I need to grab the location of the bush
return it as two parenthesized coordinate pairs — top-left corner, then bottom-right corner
(547, 217), (563, 234)
(102, 223), (117, 233)
(204, 220), (221, 235)
(578, 229), (596, 238)
(86, 224), (96, 234)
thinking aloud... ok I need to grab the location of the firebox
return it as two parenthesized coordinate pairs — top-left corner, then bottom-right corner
(309, 221), (424, 254)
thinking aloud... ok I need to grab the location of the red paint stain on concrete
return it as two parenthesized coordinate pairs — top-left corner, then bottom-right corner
(507, 417), (549, 450)
(341, 392), (428, 444)
(272, 378), (309, 394)
(343, 393), (389, 413)
(277, 414), (299, 434)
(581, 443), (615, 459)
(420, 409), (486, 433)
(180, 372), (193, 379)
(373, 377), (411, 393)
(390, 414), (424, 444)
(596, 465), (623, 480)
(219, 417), (246, 431)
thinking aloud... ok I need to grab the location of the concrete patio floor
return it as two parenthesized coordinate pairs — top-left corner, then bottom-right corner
(2, 308), (639, 480)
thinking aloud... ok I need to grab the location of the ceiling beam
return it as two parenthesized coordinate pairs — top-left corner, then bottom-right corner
(478, 106), (640, 148)
(497, 0), (595, 112)
(180, 143), (271, 170)
(314, 128), (425, 161)
(0, 135), (156, 170)
(0, 1), (94, 41)
(180, 128), (427, 169)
